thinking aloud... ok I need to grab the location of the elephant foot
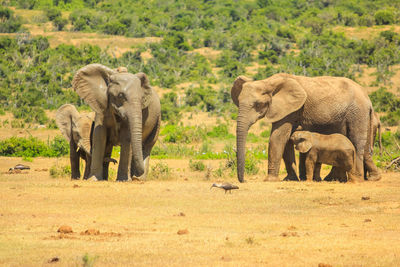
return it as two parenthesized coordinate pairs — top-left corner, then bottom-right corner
(313, 177), (322, 182)
(347, 173), (363, 183)
(283, 174), (299, 182)
(87, 176), (99, 182)
(116, 176), (131, 182)
(264, 175), (281, 182)
(367, 173), (381, 181)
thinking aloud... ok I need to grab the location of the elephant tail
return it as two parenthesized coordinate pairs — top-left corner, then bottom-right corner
(368, 108), (374, 156)
(378, 119), (382, 156)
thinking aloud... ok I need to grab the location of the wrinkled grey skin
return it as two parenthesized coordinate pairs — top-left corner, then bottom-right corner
(291, 131), (356, 182)
(231, 73), (380, 183)
(323, 111), (382, 182)
(56, 104), (94, 179)
(72, 64), (161, 181)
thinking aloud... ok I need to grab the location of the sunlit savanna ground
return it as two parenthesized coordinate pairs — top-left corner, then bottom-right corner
(1, 157), (400, 266)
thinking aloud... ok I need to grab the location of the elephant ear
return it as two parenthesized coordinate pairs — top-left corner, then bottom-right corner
(77, 115), (93, 155)
(56, 104), (79, 141)
(297, 139), (313, 153)
(231, 75), (253, 107)
(135, 72), (153, 109)
(72, 64), (116, 113)
(264, 76), (307, 123)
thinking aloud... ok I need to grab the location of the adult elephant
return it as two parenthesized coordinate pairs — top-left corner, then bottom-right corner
(231, 73), (380, 183)
(72, 64), (161, 181)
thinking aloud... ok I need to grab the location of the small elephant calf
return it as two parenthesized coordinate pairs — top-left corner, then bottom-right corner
(290, 131), (356, 182)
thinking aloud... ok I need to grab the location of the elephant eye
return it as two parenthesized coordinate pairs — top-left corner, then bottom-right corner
(118, 93), (124, 99)
(254, 102), (266, 110)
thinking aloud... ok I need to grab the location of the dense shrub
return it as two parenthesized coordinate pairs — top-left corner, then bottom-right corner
(374, 10), (395, 25)
(160, 92), (181, 124)
(0, 136), (69, 157)
(0, 7), (22, 33)
(45, 8), (61, 21)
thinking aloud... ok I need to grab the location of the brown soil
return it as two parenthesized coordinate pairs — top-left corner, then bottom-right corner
(1, 156), (400, 266)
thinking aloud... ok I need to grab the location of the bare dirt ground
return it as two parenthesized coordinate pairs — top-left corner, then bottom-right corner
(1, 156), (400, 266)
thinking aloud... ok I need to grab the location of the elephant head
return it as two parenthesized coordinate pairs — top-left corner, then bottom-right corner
(72, 64), (153, 177)
(231, 74), (307, 182)
(290, 131), (313, 153)
(56, 104), (93, 156)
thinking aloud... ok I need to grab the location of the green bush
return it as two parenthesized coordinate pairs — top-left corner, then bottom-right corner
(207, 124), (234, 139)
(160, 92), (182, 124)
(189, 160), (205, 171)
(0, 7), (22, 33)
(374, 10), (395, 25)
(161, 124), (206, 144)
(49, 163), (71, 178)
(45, 8), (61, 21)
(224, 144), (261, 175)
(0, 136), (68, 158)
(53, 17), (68, 31)
(369, 88), (400, 113)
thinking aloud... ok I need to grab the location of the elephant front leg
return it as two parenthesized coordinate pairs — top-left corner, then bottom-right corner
(83, 154), (91, 179)
(282, 140), (298, 181)
(313, 163), (322, 182)
(89, 124), (107, 181)
(305, 155), (316, 182)
(266, 120), (293, 181)
(299, 153), (306, 181)
(117, 124), (131, 181)
(70, 140), (80, 179)
(102, 143), (113, 181)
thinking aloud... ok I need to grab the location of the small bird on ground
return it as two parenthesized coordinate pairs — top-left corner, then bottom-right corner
(210, 183), (239, 194)
(9, 164), (30, 171)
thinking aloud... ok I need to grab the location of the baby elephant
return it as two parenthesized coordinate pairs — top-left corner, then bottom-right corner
(56, 104), (116, 179)
(290, 131), (356, 182)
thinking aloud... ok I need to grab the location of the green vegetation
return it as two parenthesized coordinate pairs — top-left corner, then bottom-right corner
(0, 136), (69, 157)
(149, 161), (171, 180)
(49, 163), (71, 178)
(189, 160), (205, 172)
(1, 0), (400, 171)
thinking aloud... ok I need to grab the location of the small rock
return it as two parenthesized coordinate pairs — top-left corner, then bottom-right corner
(57, 225), (73, 234)
(81, 229), (100, 235)
(361, 196), (370, 200)
(177, 229), (189, 235)
(280, 232), (298, 237)
(364, 218), (372, 222)
(288, 225), (297, 230)
(318, 263), (332, 267)
(48, 257), (60, 263)
(73, 184), (80, 188)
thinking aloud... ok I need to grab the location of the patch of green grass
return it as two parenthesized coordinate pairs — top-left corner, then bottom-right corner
(189, 160), (205, 171)
(49, 164), (71, 178)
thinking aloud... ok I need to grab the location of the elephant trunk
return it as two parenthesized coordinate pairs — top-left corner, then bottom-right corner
(127, 101), (144, 177)
(236, 108), (251, 183)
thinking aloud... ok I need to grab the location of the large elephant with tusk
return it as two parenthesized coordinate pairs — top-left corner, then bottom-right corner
(231, 73), (380, 183)
(72, 64), (161, 181)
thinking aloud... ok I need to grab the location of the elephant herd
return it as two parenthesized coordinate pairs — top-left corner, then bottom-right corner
(56, 64), (382, 183)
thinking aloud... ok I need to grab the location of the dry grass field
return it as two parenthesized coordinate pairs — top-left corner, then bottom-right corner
(1, 156), (400, 266)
